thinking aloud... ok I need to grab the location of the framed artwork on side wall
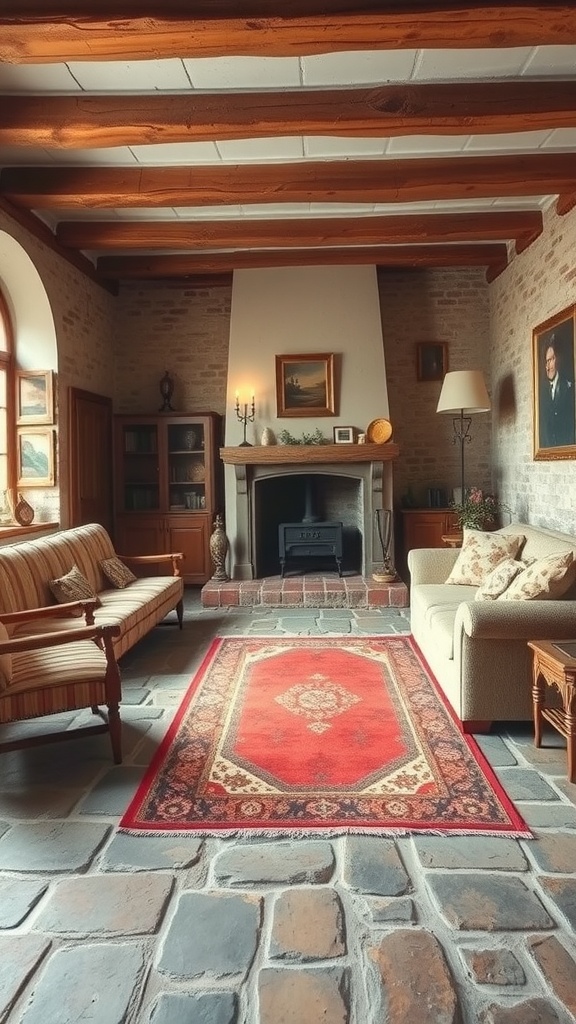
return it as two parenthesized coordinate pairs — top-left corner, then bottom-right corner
(416, 343), (448, 382)
(533, 303), (576, 460)
(17, 427), (55, 487)
(16, 370), (54, 425)
(275, 353), (335, 417)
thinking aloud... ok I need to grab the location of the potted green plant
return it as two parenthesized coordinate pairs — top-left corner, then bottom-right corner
(450, 487), (511, 531)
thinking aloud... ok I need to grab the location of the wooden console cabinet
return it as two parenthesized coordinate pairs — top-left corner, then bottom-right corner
(402, 508), (459, 553)
(113, 413), (222, 584)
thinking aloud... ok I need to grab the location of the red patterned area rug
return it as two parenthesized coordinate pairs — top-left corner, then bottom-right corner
(120, 636), (530, 837)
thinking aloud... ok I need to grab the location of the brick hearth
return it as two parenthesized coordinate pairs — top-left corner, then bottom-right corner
(201, 573), (409, 609)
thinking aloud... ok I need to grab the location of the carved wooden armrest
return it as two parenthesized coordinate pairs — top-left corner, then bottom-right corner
(0, 599), (100, 627)
(0, 622), (120, 655)
(116, 552), (184, 577)
(0, 598), (99, 626)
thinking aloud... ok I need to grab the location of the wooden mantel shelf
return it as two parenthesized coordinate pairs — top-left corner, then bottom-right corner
(220, 442), (399, 465)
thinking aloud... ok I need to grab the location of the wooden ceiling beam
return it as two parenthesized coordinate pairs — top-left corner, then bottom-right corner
(3, 154), (574, 209)
(2, 4), (575, 63)
(96, 243), (508, 279)
(56, 211), (541, 251)
(4, 83), (576, 148)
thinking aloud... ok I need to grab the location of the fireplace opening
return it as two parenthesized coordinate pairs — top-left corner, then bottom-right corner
(254, 472), (362, 577)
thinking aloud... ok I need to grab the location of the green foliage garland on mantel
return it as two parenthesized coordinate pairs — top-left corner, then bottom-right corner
(277, 428), (331, 446)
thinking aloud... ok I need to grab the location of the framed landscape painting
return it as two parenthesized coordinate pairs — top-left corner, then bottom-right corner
(275, 353), (335, 417)
(17, 427), (55, 487)
(16, 370), (54, 425)
(533, 303), (576, 460)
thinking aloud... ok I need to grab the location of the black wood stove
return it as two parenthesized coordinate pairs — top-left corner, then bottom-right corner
(278, 521), (343, 577)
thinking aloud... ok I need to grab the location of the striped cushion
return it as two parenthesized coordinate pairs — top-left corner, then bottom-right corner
(0, 621), (12, 689)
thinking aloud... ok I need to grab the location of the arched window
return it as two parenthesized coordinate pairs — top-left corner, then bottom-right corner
(0, 288), (15, 516)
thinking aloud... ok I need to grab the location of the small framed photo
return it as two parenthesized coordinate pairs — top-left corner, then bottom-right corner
(16, 370), (54, 425)
(416, 343), (448, 382)
(333, 425), (355, 444)
(17, 427), (55, 487)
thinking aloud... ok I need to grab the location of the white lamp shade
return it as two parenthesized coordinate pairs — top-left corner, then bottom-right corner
(436, 370), (491, 415)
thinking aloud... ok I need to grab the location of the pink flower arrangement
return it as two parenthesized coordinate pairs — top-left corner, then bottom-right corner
(450, 487), (510, 530)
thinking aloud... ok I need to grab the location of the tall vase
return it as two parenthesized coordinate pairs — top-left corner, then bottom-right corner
(209, 514), (230, 581)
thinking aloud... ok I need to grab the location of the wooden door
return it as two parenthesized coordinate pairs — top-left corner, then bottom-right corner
(68, 387), (113, 532)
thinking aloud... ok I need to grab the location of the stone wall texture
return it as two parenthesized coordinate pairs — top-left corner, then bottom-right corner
(490, 203), (576, 535)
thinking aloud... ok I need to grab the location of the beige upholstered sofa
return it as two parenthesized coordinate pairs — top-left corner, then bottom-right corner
(0, 523), (184, 658)
(408, 522), (576, 732)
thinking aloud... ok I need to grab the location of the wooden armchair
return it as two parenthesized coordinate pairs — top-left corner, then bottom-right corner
(0, 603), (123, 763)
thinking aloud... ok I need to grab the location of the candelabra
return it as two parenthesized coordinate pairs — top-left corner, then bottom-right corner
(235, 393), (255, 447)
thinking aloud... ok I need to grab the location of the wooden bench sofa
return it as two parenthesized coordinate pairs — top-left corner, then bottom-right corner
(0, 524), (184, 761)
(0, 522), (184, 657)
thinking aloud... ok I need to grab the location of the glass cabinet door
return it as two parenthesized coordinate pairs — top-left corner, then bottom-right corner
(167, 421), (207, 512)
(121, 423), (160, 512)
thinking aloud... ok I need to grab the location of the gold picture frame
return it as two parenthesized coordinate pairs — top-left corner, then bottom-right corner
(275, 353), (335, 417)
(17, 427), (55, 487)
(533, 304), (576, 460)
(16, 369), (54, 425)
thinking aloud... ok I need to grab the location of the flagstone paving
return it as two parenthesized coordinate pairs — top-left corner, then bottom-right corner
(1, 592), (576, 1022)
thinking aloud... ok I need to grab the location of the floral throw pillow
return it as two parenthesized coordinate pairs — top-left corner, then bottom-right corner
(474, 558), (524, 601)
(100, 556), (137, 589)
(49, 565), (101, 612)
(445, 530), (525, 587)
(499, 551), (576, 601)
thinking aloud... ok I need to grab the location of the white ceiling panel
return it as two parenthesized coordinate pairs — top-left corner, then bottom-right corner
(414, 47), (534, 80)
(68, 59), (193, 92)
(215, 137), (305, 161)
(182, 56), (302, 89)
(130, 142), (222, 165)
(304, 138), (388, 158)
(301, 50), (417, 85)
(0, 63), (81, 91)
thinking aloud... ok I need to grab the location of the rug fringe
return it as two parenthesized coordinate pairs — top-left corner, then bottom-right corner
(117, 825), (532, 840)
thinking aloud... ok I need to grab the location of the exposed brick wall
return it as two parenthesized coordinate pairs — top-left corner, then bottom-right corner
(379, 268), (491, 510)
(0, 209), (116, 527)
(2, 202), (574, 539)
(115, 281), (232, 416)
(490, 203), (576, 534)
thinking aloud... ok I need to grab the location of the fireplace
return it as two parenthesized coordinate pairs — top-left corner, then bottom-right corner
(220, 443), (399, 580)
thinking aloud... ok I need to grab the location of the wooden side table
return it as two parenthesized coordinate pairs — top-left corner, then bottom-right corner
(528, 640), (576, 782)
(441, 532), (463, 548)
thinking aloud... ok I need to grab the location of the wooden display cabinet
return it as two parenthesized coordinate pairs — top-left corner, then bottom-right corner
(114, 413), (222, 585)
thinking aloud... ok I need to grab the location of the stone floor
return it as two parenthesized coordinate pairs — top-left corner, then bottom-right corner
(1, 591), (576, 1023)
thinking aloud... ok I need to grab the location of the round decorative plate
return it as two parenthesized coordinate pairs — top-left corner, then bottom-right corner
(366, 418), (393, 444)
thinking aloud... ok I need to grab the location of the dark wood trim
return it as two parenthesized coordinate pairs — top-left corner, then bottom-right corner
(220, 442), (399, 464)
(3, 83), (576, 148)
(2, 4), (575, 62)
(4, 155), (574, 210)
(97, 243), (508, 280)
(56, 211), (542, 252)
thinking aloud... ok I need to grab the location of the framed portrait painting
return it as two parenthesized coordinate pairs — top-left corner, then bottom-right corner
(17, 427), (55, 487)
(416, 343), (448, 382)
(275, 353), (335, 417)
(16, 370), (54, 425)
(533, 304), (576, 460)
